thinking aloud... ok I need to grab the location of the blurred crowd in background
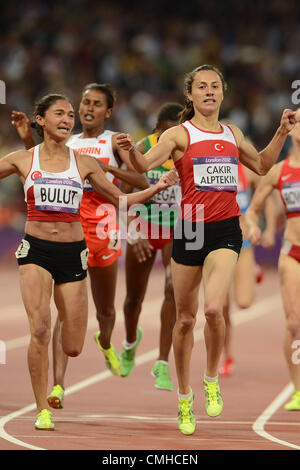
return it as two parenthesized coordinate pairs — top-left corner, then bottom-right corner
(0, 0), (299, 258)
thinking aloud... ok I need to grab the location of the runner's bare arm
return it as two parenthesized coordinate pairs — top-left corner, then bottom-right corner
(231, 109), (296, 175)
(100, 164), (149, 190)
(0, 150), (28, 180)
(116, 127), (180, 172)
(245, 163), (282, 244)
(110, 133), (149, 189)
(79, 154), (178, 208)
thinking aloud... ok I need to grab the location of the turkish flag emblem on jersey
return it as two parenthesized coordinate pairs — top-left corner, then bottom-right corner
(31, 171), (42, 180)
(214, 142), (225, 152)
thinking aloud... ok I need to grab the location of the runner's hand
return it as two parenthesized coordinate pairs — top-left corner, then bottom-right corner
(11, 111), (32, 141)
(279, 109), (296, 134)
(116, 133), (135, 151)
(132, 238), (155, 263)
(156, 169), (178, 191)
(248, 225), (261, 246)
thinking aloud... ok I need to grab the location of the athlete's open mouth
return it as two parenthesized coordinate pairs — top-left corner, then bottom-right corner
(84, 114), (94, 121)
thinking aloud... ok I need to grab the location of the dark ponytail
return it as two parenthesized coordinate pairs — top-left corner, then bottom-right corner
(179, 98), (195, 124)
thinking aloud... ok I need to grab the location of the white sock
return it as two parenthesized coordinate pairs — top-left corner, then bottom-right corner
(177, 388), (192, 400)
(204, 374), (218, 382)
(123, 339), (137, 350)
(156, 360), (168, 365)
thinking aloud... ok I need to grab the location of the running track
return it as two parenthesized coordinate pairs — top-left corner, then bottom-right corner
(0, 255), (299, 452)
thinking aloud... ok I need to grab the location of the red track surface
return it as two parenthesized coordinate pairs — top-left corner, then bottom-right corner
(0, 256), (299, 452)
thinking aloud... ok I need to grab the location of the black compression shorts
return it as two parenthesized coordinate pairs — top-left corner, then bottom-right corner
(15, 233), (89, 284)
(172, 216), (243, 266)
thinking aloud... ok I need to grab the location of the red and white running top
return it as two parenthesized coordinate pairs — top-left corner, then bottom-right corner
(277, 157), (300, 219)
(68, 130), (119, 223)
(24, 145), (83, 222)
(175, 120), (240, 223)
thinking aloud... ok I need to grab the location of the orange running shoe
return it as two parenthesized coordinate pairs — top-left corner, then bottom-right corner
(219, 358), (234, 377)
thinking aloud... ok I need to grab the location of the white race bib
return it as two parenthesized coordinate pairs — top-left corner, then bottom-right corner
(282, 182), (300, 213)
(34, 177), (82, 213)
(150, 185), (181, 206)
(193, 156), (238, 191)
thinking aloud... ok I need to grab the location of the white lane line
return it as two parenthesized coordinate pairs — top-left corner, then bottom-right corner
(0, 403), (42, 450)
(252, 382), (300, 449)
(79, 415), (300, 427)
(0, 293), (284, 450)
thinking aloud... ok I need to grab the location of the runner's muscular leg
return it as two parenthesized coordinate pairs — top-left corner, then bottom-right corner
(202, 249), (238, 377)
(54, 278), (88, 357)
(51, 313), (68, 388)
(159, 242), (176, 361)
(19, 264), (53, 411)
(88, 261), (118, 349)
(171, 259), (202, 394)
(278, 254), (300, 390)
(233, 246), (255, 309)
(124, 242), (156, 343)
(222, 294), (232, 359)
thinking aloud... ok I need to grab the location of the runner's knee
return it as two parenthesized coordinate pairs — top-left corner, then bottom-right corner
(175, 313), (196, 334)
(124, 295), (143, 314)
(63, 342), (83, 357)
(31, 323), (51, 347)
(286, 314), (300, 339)
(96, 305), (115, 321)
(204, 303), (223, 325)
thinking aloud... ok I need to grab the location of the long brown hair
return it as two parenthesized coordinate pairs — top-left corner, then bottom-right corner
(179, 65), (227, 123)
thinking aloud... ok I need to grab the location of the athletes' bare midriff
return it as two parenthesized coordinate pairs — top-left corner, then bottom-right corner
(25, 219), (85, 242)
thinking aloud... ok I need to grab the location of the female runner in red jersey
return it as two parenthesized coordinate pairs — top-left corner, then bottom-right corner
(246, 108), (300, 411)
(3, 94), (177, 430)
(11, 84), (149, 409)
(117, 64), (296, 435)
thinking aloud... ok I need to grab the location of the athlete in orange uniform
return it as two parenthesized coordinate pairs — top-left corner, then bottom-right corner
(117, 64), (296, 435)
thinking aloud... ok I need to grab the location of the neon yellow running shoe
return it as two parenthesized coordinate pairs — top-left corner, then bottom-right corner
(121, 327), (143, 377)
(47, 384), (64, 409)
(284, 391), (300, 410)
(178, 392), (196, 435)
(151, 361), (174, 391)
(35, 409), (54, 431)
(94, 331), (121, 376)
(203, 378), (223, 417)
